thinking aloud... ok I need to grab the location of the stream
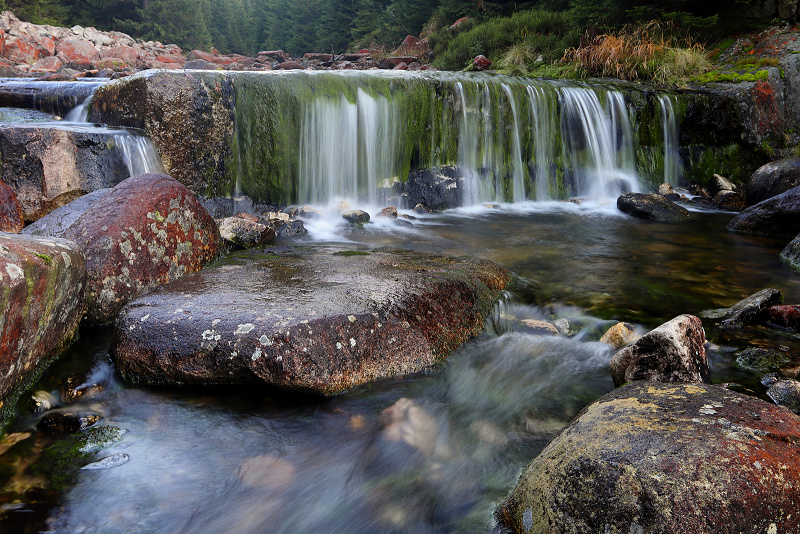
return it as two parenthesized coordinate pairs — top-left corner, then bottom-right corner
(3, 200), (799, 534)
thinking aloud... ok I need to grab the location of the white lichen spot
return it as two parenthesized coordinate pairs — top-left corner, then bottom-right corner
(300, 320), (309, 324)
(6, 264), (23, 281)
(252, 348), (262, 361)
(348, 315), (356, 323)
(212, 319), (221, 327)
(699, 405), (717, 415)
(174, 308), (184, 314)
(202, 330), (215, 340)
(401, 321), (410, 329)
(61, 251), (71, 268)
(231, 351), (238, 358)
(336, 342), (342, 350)
(259, 335), (273, 346)
(276, 355), (283, 362)
(235, 323), (255, 335)
(140, 314), (151, 322)
(767, 524), (777, 534)
(350, 338), (356, 348)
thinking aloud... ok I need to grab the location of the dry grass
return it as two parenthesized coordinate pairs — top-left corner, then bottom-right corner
(564, 21), (711, 86)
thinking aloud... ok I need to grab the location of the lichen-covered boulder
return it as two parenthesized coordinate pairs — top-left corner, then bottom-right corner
(0, 232), (86, 421)
(768, 304), (800, 328)
(616, 193), (691, 221)
(44, 173), (219, 324)
(0, 180), (23, 232)
(781, 234), (800, 269)
(111, 245), (509, 395)
(767, 378), (800, 414)
(609, 315), (708, 387)
(746, 157), (800, 206)
(497, 382), (800, 534)
(0, 125), (136, 222)
(728, 185), (800, 239)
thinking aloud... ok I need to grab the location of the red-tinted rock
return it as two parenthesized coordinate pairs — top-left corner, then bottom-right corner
(609, 314), (709, 387)
(449, 17), (468, 30)
(393, 62), (408, 70)
(99, 46), (140, 64)
(400, 36), (419, 49)
(187, 49), (216, 63)
(30, 56), (63, 74)
(153, 53), (185, 65)
(377, 206), (398, 218)
(61, 173), (220, 323)
(472, 55), (492, 70)
(0, 181), (23, 233)
(768, 304), (800, 328)
(257, 50), (288, 63)
(31, 35), (56, 57)
(0, 232), (87, 417)
(4, 36), (39, 63)
(56, 38), (99, 62)
(303, 53), (333, 62)
(497, 381), (800, 534)
(276, 61), (304, 70)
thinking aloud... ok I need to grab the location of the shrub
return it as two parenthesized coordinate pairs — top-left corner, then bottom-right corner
(431, 9), (579, 71)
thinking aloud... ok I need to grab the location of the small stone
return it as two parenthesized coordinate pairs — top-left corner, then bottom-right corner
(38, 411), (102, 433)
(658, 183), (674, 195)
(413, 203), (434, 214)
(599, 322), (638, 349)
(736, 347), (789, 373)
(342, 210), (370, 224)
(81, 453), (130, 470)
(719, 288), (783, 328)
(767, 379), (800, 414)
(521, 319), (559, 336)
(377, 206), (398, 218)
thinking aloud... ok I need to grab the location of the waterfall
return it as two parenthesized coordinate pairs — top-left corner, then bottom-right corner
(658, 94), (681, 186)
(288, 73), (647, 208)
(61, 83), (164, 177)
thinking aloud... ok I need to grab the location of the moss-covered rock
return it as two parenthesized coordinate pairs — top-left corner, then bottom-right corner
(497, 382), (800, 534)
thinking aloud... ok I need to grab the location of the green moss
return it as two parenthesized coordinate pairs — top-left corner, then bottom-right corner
(33, 252), (52, 266)
(692, 69), (769, 84)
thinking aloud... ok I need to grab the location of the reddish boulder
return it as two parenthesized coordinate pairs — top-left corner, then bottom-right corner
(0, 181), (23, 233)
(497, 381), (800, 534)
(473, 55), (492, 70)
(4, 36), (39, 63)
(768, 304), (800, 328)
(30, 56), (64, 74)
(449, 17), (468, 30)
(303, 53), (333, 62)
(257, 50), (289, 63)
(187, 49), (216, 63)
(99, 46), (140, 64)
(56, 38), (99, 62)
(31, 35), (56, 57)
(60, 173), (220, 323)
(0, 232), (87, 417)
(393, 62), (408, 71)
(609, 314), (709, 387)
(276, 61), (304, 70)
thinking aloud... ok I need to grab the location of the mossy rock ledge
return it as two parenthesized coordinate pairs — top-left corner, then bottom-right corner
(111, 245), (509, 395)
(496, 381), (800, 534)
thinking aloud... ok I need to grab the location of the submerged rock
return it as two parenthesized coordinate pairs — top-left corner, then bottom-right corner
(28, 173), (220, 323)
(728, 185), (800, 239)
(497, 382), (800, 534)
(111, 246), (509, 395)
(736, 347), (789, 373)
(616, 192), (691, 221)
(608, 315), (709, 387)
(768, 304), (800, 328)
(0, 232), (86, 421)
(746, 157), (800, 206)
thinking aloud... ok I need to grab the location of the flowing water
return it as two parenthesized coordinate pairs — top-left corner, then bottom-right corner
(2, 73), (799, 533)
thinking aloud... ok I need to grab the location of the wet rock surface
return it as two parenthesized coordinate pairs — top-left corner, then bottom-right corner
(217, 216), (276, 249)
(111, 245), (509, 395)
(767, 378), (800, 414)
(0, 180), (23, 232)
(728, 185), (800, 239)
(30, 173), (219, 324)
(746, 157), (800, 205)
(616, 192), (691, 221)
(781, 233), (800, 269)
(497, 381), (800, 534)
(21, 188), (110, 237)
(768, 304), (800, 328)
(609, 315), (709, 387)
(0, 125), (134, 222)
(717, 288), (783, 328)
(392, 166), (464, 211)
(0, 232), (86, 418)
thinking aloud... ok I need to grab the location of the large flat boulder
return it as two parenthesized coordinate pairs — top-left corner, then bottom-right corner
(497, 382), (800, 534)
(0, 125), (139, 222)
(728, 185), (800, 239)
(609, 314), (709, 387)
(31, 173), (220, 324)
(0, 232), (86, 421)
(111, 246), (509, 395)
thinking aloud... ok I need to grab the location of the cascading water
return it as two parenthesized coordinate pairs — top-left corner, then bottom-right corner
(288, 73), (644, 210)
(658, 94), (682, 186)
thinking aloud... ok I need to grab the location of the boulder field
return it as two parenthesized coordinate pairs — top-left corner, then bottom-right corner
(111, 246), (510, 395)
